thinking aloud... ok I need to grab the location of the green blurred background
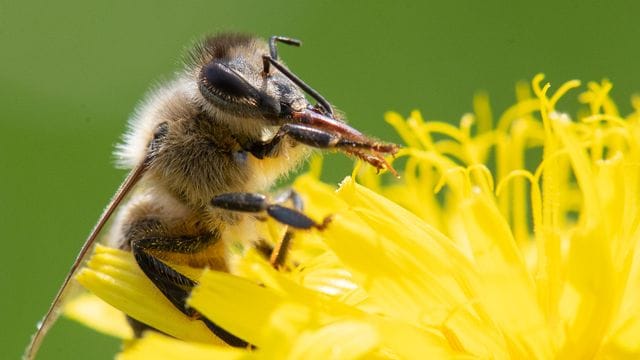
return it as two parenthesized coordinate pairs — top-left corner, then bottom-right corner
(2, 1), (639, 358)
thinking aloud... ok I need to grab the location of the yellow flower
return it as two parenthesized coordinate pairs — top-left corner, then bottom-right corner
(67, 74), (640, 359)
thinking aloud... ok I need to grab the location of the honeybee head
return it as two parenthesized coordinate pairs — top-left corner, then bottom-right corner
(190, 34), (313, 125)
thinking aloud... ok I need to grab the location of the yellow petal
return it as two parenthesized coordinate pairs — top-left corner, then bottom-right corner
(76, 245), (221, 344)
(117, 332), (248, 360)
(63, 292), (133, 339)
(288, 319), (379, 359)
(188, 269), (285, 348)
(190, 260), (454, 358)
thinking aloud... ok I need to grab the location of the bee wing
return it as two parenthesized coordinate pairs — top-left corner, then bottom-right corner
(23, 161), (148, 360)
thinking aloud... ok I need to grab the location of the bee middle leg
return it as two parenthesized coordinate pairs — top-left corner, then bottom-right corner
(268, 189), (303, 267)
(124, 220), (249, 347)
(211, 192), (330, 230)
(211, 190), (330, 267)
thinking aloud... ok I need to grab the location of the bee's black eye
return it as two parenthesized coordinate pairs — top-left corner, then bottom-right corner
(201, 62), (257, 99)
(199, 61), (282, 118)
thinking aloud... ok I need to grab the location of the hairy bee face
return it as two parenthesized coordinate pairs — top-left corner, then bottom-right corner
(192, 34), (308, 124)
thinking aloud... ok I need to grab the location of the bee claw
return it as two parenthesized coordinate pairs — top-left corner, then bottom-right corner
(315, 215), (333, 230)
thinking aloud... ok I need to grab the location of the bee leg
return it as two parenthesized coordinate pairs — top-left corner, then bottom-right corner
(244, 123), (367, 161)
(211, 192), (330, 230)
(211, 191), (331, 268)
(279, 123), (367, 150)
(240, 134), (283, 159)
(241, 124), (323, 159)
(273, 188), (304, 210)
(125, 223), (249, 347)
(241, 117), (352, 159)
(269, 189), (304, 267)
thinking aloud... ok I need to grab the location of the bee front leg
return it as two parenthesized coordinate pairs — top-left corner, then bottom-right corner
(125, 220), (249, 347)
(240, 133), (284, 159)
(241, 120), (364, 159)
(246, 122), (384, 157)
(275, 123), (398, 175)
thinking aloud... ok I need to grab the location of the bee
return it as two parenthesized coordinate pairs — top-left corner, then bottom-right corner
(24, 33), (398, 359)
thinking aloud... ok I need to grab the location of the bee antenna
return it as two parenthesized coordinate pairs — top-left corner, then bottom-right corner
(268, 36), (302, 60)
(262, 55), (334, 116)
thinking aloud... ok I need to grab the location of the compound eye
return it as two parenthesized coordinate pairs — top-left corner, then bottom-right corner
(201, 62), (257, 100)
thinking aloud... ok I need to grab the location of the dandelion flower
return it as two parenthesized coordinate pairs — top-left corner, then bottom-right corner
(68, 74), (640, 359)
